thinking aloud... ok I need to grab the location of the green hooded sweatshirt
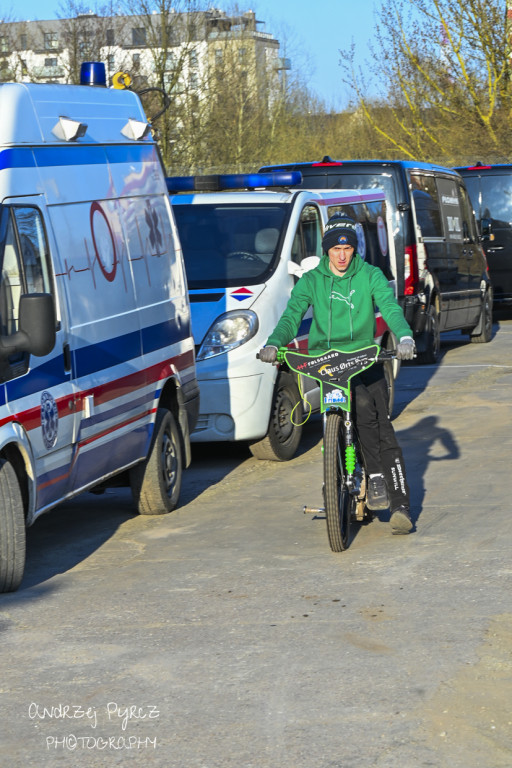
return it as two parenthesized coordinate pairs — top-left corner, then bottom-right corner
(266, 253), (413, 354)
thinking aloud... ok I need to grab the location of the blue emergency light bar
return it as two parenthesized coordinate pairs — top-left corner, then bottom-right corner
(166, 171), (302, 193)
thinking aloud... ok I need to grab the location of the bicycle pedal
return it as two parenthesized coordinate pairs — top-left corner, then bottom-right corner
(303, 506), (325, 515)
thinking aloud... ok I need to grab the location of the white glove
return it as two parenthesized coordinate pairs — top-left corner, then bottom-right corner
(396, 337), (416, 360)
(258, 346), (278, 363)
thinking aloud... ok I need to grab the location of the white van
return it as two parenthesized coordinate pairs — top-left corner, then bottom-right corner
(169, 173), (396, 461)
(0, 66), (199, 592)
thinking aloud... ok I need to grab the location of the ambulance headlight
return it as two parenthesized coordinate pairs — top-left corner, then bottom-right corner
(197, 310), (258, 361)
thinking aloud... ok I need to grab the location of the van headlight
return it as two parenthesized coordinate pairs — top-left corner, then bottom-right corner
(197, 310), (259, 361)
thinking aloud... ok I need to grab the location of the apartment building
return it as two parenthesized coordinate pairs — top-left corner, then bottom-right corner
(0, 8), (289, 94)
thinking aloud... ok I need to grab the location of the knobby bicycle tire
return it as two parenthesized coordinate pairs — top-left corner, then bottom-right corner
(323, 411), (351, 551)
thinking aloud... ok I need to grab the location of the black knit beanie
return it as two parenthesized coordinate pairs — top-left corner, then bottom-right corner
(322, 214), (358, 253)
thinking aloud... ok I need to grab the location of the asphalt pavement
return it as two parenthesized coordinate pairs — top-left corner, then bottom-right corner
(1, 317), (512, 768)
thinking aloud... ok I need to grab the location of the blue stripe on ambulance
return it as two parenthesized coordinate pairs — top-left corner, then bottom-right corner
(4, 320), (190, 401)
(0, 144), (157, 171)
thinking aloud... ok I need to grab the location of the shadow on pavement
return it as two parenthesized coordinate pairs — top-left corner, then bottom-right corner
(396, 415), (459, 528)
(13, 489), (136, 595)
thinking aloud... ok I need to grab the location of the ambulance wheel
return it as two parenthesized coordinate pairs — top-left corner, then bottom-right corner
(130, 408), (183, 515)
(0, 459), (26, 593)
(249, 372), (302, 461)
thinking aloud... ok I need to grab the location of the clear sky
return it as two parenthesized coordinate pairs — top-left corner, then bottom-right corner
(3, 0), (381, 108)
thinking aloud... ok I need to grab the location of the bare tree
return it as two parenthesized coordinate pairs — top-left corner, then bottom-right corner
(117, 0), (208, 165)
(53, 0), (128, 84)
(0, 10), (20, 82)
(342, 0), (512, 163)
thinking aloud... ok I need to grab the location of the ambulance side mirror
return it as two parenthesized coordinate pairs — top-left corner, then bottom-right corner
(0, 293), (56, 358)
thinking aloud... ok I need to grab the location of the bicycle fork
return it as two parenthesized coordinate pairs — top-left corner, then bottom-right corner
(303, 408), (361, 515)
(341, 411), (357, 490)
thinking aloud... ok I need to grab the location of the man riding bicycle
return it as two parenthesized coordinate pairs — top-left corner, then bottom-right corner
(258, 214), (415, 534)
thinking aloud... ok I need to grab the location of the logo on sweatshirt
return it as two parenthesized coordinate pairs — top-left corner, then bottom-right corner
(331, 288), (355, 309)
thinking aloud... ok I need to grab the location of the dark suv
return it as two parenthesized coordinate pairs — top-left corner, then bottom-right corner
(260, 158), (493, 362)
(454, 163), (512, 308)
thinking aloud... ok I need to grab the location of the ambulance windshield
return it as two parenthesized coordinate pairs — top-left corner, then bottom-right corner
(173, 203), (287, 289)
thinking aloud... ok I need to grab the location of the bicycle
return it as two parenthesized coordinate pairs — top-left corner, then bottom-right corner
(259, 344), (395, 552)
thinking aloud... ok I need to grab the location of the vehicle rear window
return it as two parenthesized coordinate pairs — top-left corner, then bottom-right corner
(302, 171), (399, 216)
(461, 176), (480, 217)
(437, 177), (463, 242)
(410, 173), (443, 238)
(173, 203), (287, 288)
(479, 175), (512, 224)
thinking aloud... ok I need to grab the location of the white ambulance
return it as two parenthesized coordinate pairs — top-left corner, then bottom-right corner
(169, 172), (397, 461)
(0, 64), (199, 592)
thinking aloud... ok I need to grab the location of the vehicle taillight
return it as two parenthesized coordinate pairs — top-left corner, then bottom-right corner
(404, 244), (419, 295)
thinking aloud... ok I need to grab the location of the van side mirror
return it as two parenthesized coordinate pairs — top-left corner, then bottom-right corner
(0, 293), (56, 359)
(287, 256), (320, 279)
(480, 217), (492, 242)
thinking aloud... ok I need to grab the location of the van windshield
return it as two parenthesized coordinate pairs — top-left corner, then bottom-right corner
(173, 203), (287, 289)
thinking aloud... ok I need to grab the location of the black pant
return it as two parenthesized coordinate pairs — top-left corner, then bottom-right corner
(351, 365), (410, 510)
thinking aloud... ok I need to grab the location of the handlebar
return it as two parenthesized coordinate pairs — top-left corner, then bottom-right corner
(256, 347), (397, 364)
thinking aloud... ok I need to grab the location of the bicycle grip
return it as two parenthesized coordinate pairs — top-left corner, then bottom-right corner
(376, 349), (395, 362)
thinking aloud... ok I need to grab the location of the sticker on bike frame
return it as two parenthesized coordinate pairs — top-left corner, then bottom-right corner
(324, 390), (347, 405)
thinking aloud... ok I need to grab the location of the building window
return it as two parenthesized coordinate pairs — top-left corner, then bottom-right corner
(132, 27), (146, 46)
(44, 32), (58, 50)
(0, 36), (8, 54)
(19, 34), (27, 51)
(239, 47), (246, 61)
(215, 48), (223, 64)
(44, 58), (58, 68)
(106, 28), (114, 46)
(189, 49), (198, 69)
(107, 54), (115, 71)
(132, 53), (140, 66)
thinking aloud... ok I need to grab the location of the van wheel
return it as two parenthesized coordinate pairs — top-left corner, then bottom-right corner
(416, 304), (440, 364)
(130, 408), (183, 515)
(249, 372), (302, 461)
(470, 289), (493, 344)
(0, 459), (26, 593)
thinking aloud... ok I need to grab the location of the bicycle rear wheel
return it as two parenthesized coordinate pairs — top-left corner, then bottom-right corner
(323, 411), (351, 551)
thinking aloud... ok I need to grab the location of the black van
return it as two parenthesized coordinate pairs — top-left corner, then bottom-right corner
(454, 163), (512, 308)
(260, 158), (493, 362)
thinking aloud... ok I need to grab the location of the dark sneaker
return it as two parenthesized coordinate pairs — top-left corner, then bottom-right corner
(390, 505), (413, 534)
(366, 474), (389, 511)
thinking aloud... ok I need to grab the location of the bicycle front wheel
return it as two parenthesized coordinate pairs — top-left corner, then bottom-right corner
(323, 411), (351, 552)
